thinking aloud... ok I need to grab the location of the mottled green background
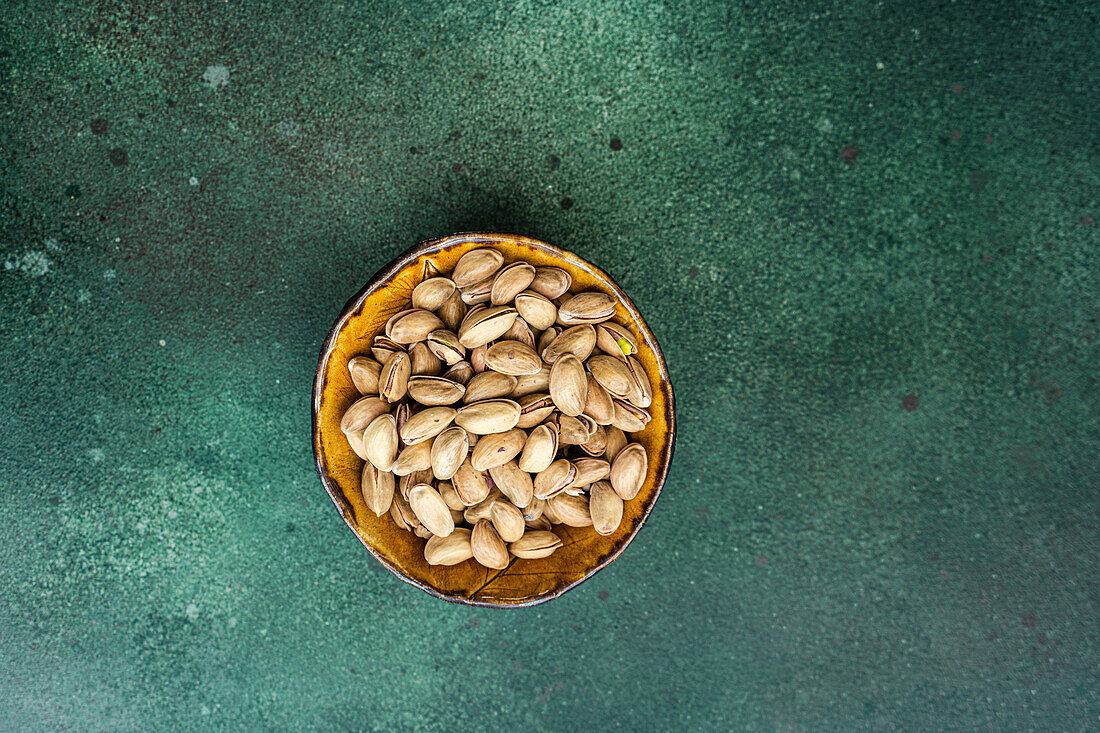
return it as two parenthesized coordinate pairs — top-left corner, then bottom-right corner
(2, 0), (1098, 729)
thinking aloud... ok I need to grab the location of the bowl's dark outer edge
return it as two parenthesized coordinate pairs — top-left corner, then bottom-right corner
(312, 232), (677, 609)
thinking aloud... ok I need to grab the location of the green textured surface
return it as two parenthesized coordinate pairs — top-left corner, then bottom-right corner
(2, 0), (1098, 729)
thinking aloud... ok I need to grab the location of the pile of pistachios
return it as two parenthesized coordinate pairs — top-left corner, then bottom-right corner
(339, 247), (652, 569)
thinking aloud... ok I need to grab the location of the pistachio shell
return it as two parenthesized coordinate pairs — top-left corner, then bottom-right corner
(346, 430), (370, 461)
(400, 469), (434, 502)
(525, 515), (553, 531)
(411, 277), (457, 311)
(389, 309), (445, 344)
(489, 499), (526, 542)
(459, 275), (494, 305)
(529, 267), (572, 299)
(436, 290), (467, 332)
(399, 407), (457, 445)
(454, 399), (521, 435)
(426, 329), (465, 365)
(589, 480), (624, 536)
(611, 399), (651, 432)
(557, 291), (616, 325)
(443, 360), (474, 385)
(541, 325), (596, 364)
(408, 483), (455, 537)
(595, 321), (638, 357)
(452, 248), (504, 288)
(348, 356), (382, 395)
(470, 428), (527, 471)
(623, 355), (653, 409)
(378, 352), (412, 403)
(438, 481), (465, 511)
(514, 291), (558, 330)
(604, 426), (628, 460)
(501, 316), (537, 350)
(370, 335), (404, 363)
(571, 458), (611, 487)
(583, 378), (616, 425)
(490, 261), (536, 305)
(409, 341), (441, 376)
(510, 366), (551, 398)
(463, 489), (504, 523)
(534, 458), (577, 500)
(548, 493), (592, 527)
(360, 463), (395, 516)
(521, 496), (546, 522)
(586, 355), (633, 397)
(486, 340), (543, 376)
(471, 520), (510, 569)
(392, 440), (433, 476)
(545, 413), (589, 445)
(424, 528), (473, 565)
(470, 344), (488, 373)
(487, 460), (534, 509)
(516, 393), (556, 429)
(541, 497), (563, 524)
(609, 442), (647, 500)
(457, 306), (518, 348)
(451, 459), (491, 506)
(536, 326), (560, 354)
(389, 493), (418, 531)
(430, 426), (469, 480)
(340, 396), (389, 435)
(361, 414), (399, 471)
(509, 530), (563, 559)
(463, 371), (518, 403)
(579, 423), (608, 456)
(406, 376), (466, 406)
(549, 354), (588, 417)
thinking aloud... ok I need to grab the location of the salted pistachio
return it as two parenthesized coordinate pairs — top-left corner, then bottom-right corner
(451, 459), (491, 506)
(534, 458), (577, 500)
(541, 496), (563, 524)
(431, 426), (469, 480)
(424, 528), (473, 565)
(455, 399), (521, 435)
(360, 463), (395, 517)
(487, 460), (534, 509)
(501, 316), (537, 350)
(549, 354), (587, 416)
(362, 414), (398, 471)
(457, 305), (518, 348)
(571, 458), (611, 487)
(399, 406), (457, 445)
(611, 399), (651, 432)
(470, 344), (488, 373)
(340, 396), (389, 435)
(459, 275), (494, 305)
(623, 355), (653, 408)
(609, 442), (647, 500)
(583, 378), (616, 425)
(393, 403), (411, 448)
(490, 499), (526, 542)
(389, 493), (418, 531)
(426, 329), (465, 365)
(383, 309), (415, 339)
(541, 324), (596, 364)
(537, 326), (560, 354)
(510, 530), (563, 559)
(486, 340), (543, 376)
(491, 261), (536, 305)
(436, 290), (467, 332)
(587, 355), (633, 397)
(414, 523), (433, 539)
(579, 423), (608, 456)
(576, 413), (599, 437)
(589, 481), (624, 536)
(544, 412), (589, 445)
(389, 309), (445, 344)
(452, 248), (504, 288)
(604, 426), (628, 461)
(518, 424), (557, 473)
(406, 376), (466, 406)
(348, 356), (382, 395)
(370, 335), (404, 363)
(392, 440), (433, 476)
(346, 430), (370, 461)
(408, 483), (454, 537)
(510, 366), (551, 398)
(521, 496), (546, 522)
(409, 341), (441, 376)
(450, 507), (466, 525)
(517, 394), (556, 429)
(463, 488), (504, 523)
(529, 266), (571, 299)
(443, 360), (474, 385)
(514, 290), (557, 331)
(525, 515), (553, 531)
(471, 520), (510, 569)
(463, 371), (518, 403)
(435, 482), (462, 512)
(548, 493), (592, 527)
(557, 291), (615, 325)
(471, 428), (527, 472)
(411, 277), (457, 311)
(400, 469), (434, 502)
(595, 321), (638, 357)
(379, 352), (412, 403)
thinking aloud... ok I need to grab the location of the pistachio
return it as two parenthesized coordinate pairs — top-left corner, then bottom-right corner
(436, 290), (467, 332)
(579, 423), (608, 456)
(604, 426), (628, 461)
(536, 326), (560, 354)
(414, 523), (434, 539)
(424, 528), (473, 565)
(454, 399), (521, 435)
(589, 481), (624, 535)
(557, 291), (616, 325)
(452, 248), (504, 287)
(546, 413), (590, 445)
(340, 396), (389, 435)
(408, 483), (454, 537)
(541, 325), (596, 364)
(491, 261), (536, 305)
(393, 403), (411, 448)
(529, 266), (572, 299)
(388, 309), (445, 344)
(586, 355), (633, 397)
(378, 352), (412, 403)
(486, 340), (543, 376)
(463, 371), (518, 403)
(549, 354), (588, 416)
(426, 329), (465, 365)
(389, 493), (418, 531)
(525, 515), (553, 531)
(430, 426), (469, 480)
(509, 530), (563, 559)
(362, 414), (398, 471)
(541, 496), (563, 524)
(611, 399), (650, 432)
(400, 469), (434, 502)
(471, 428), (527, 471)
(346, 430), (370, 461)
(583, 378), (616, 425)
(623, 355), (653, 408)
(409, 341), (441, 376)
(521, 496), (546, 522)
(406, 376), (466, 406)
(399, 406), (457, 445)
(470, 344), (488, 373)
(463, 489), (503, 523)
(501, 316), (537, 350)
(459, 275), (494, 305)
(548, 493), (593, 527)
(516, 393), (556, 429)
(443, 360), (474, 385)
(510, 366), (551, 398)
(489, 499), (526, 542)
(514, 290), (557, 331)
(519, 424), (557, 473)
(411, 276), (457, 311)
(576, 413), (599, 438)
(534, 458), (577, 500)
(457, 305), (518, 348)
(360, 462), (395, 516)
(571, 458), (611, 487)
(609, 442), (647, 500)
(487, 460), (534, 509)
(595, 321), (638, 357)
(370, 335), (404, 363)
(451, 459), (491, 506)
(392, 440), (433, 476)
(471, 520), (510, 569)
(437, 481), (464, 511)
(383, 309), (415, 339)
(348, 356), (382, 395)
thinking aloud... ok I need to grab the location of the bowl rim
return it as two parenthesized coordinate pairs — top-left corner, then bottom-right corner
(312, 232), (676, 607)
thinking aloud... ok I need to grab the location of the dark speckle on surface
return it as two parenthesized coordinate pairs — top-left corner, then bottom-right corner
(560, 197), (573, 210)
(598, 590), (609, 601)
(90, 118), (108, 135)
(1022, 613), (1039, 629)
(470, 618), (481, 628)
(47, 496), (60, 506)
(902, 394), (920, 412)
(609, 138), (622, 151)
(970, 170), (988, 191)
(108, 148), (129, 167)
(951, 82), (963, 94)
(950, 129), (962, 141)
(840, 145), (859, 162)
(546, 154), (561, 171)
(689, 266), (699, 278)
(64, 183), (80, 198)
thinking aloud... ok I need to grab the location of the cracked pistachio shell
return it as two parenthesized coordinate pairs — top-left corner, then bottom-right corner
(471, 428), (527, 472)
(489, 499), (526, 543)
(436, 290), (467, 332)
(514, 290), (558, 331)
(557, 291), (616, 325)
(525, 515), (552, 531)
(544, 412), (590, 446)
(517, 393), (556, 429)
(452, 248), (504, 288)
(583, 378), (616, 425)
(348, 356), (382, 395)
(424, 528), (473, 565)
(346, 430), (370, 461)
(609, 442), (647, 500)
(534, 458), (577, 500)
(529, 267), (571, 299)
(548, 493), (592, 527)
(388, 309), (445, 344)
(425, 329), (465, 366)
(459, 275), (494, 305)
(362, 414), (398, 471)
(451, 459), (491, 506)
(541, 325), (595, 365)
(411, 277), (456, 311)
(510, 366), (551, 398)
(471, 520), (510, 569)
(400, 469), (434, 502)
(487, 460), (534, 509)
(389, 493), (418, 531)
(463, 489), (504, 524)
(409, 341), (442, 376)
(604, 426), (628, 461)
(463, 371), (518, 403)
(589, 480), (624, 536)
(454, 399), (521, 435)
(501, 316), (537, 350)
(378, 351), (412, 403)
(408, 483), (454, 537)
(340, 396), (389, 435)
(518, 424), (557, 473)
(571, 458), (611, 488)
(579, 423), (608, 456)
(509, 530), (563, 559)
(406, 376), (466, 406)
(370, 335), (404, 363)
(430, 426), (469, 480)
(587, 355), (634, 397)
(521, 497), (546, 522)
(611, 399), (651, 432)
(486, 340), (543, 376)
(399, 407), (457, 445)
(537, 326), (560, 355)
(491, 261), (536, 305)
(595, 321), (638, 357)
(443, 360), (474, 385)
(470, 344), (488, 373)
(360, 462), (395, 517)
(549, 354), (587, 417)
(392, 440), (433, 477)
(623, 355), (653, 408)
(457, 306), (518, 349)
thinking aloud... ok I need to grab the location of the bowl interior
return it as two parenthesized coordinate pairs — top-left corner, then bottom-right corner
(312, 233), (675, 606)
